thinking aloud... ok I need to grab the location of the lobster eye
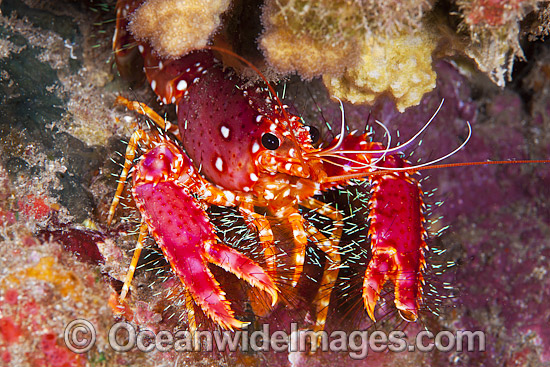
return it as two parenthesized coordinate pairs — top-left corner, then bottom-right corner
(261, 133), (280, 150)
(306, 125), (320, 144)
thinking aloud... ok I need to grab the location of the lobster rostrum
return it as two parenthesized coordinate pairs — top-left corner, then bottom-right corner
(112, 0), (546, 331)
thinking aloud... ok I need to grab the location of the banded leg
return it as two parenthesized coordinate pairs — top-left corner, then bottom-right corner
(109, 95), (183, 225)
(239, 202), (277, 274)
(304, 223), (341, 331)
(184, 291), (198, 349)
(301, 198), (344, 245)
(286, 198), (344, 288)
(301, 198), (344, 329)
(107, 128), (146, 225)
(119, 220), (148, 301)
(288, 212), (309, 286)
(115, 96), (180, 137)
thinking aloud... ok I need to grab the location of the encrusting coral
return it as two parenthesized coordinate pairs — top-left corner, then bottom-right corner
(323, 30), (437, 112)
(259, 0), (437, 110)
(259, 0), (435, 78)
(123, 0), (549, 110)
(128, 0), (231, 58)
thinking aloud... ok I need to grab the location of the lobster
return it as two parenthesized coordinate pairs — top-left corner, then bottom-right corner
(109, 0), (550, 332)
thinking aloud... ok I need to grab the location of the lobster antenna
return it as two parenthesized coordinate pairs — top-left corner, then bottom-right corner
(369, 118), (392, 166)
(320, 97), (347, 154)
(325, 159), (550, 182)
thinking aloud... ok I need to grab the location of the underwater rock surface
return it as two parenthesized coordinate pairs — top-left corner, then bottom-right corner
(0, 1), (549, 366)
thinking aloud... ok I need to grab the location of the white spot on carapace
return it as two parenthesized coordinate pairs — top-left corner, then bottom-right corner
(256, 115), (263, 123)
(176, 80), (187, 91)
(251, 142), (260, 153)
(220, 126), (230, 139)
(151, 79), (157, 91)
(284, 163), (292, 171)
(171, 96), (176, 103)
(193, 77), (200, 84)
(243, 186), (251, 192)
(215, 157), (224, 172)
(162, 97), (167, 104)
(138, 45), (144, 54)
(297, 166), (303, 172)
(264, 191), (274, 200)
(194, 62), (201, 67)
(250, 173), (258, 181)
(269, 123), (277, 131)
(289, 148), (296, 157)
(224, 191), (236, 202)
(158, 61), (163, 70)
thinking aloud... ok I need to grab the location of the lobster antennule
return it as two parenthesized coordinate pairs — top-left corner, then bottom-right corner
(307, 98), (446, 161)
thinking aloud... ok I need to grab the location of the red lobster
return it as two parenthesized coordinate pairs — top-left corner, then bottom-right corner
(110, 0), (550, 331)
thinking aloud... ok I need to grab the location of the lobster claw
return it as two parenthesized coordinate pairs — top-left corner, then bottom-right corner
(361, 165), (426, 323)
(362, 249), (421, 322)
(108, 140), (279, 329)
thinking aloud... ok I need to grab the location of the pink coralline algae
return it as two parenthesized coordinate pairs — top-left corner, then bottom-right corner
(0, 0), (549, 366)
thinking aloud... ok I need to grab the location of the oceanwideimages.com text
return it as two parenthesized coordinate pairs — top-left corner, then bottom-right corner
(65, 320), (486, 359)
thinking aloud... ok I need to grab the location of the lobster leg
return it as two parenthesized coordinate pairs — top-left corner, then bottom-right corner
(305, 223), (341, 330)
(115, 96), (180, 138)
(204, 240), (277, 307)
(239, 202), (277, 274)
(119, 220), (148, 301)
(301, 198), (344, 329)
(107, 128), (148, 225)
(288, 212), (309, 287)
